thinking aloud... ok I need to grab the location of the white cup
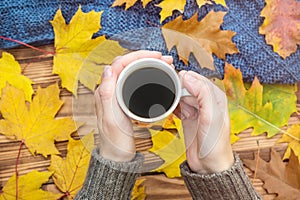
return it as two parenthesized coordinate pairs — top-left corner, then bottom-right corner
(116, 58), (190, 123)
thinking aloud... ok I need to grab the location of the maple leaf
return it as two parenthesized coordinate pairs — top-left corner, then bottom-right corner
(112, 0), (152, 9)
(48, 132), (94, 199)
(51, 7), (125, 96)
(0, 170), (61, 200)
(162, 11), (238, 70)
(148, 115), (186, 178)
(243, 149), (300, 199)
(277, 124), (300, 162)
(0, 84), (79, 157)
(131, 179), (146, 200)
(223, 63), (297, 137)
(0, 52), (33, 101)
(259, 0), (300, 59)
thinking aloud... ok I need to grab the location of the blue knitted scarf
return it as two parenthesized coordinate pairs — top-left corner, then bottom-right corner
(0, 0), (299, 84)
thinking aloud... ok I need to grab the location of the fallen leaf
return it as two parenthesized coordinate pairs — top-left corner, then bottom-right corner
(277, 124), (300, 162)
(48, 132), (94, 199)
(158, 0), (186, 23)
(223, 63), (297, 137)
(112, 0), (152, 9)
(162, 11), (238, 70)
(51, 7), (125, 96)
(243, 149), (300, 199)
(131, 179), (146, 200)
(259, 0), (300, 59)
(0, 84), (79, 157)
(148, 115), (186, 178)
(0, 171), (61, 200)
(196, 0), (227, 7)
(0, 52), (33, 101)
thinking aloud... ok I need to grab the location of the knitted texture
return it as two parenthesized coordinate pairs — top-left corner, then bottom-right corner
(180, 154), (262, 200)
(1, 0), (299, 83)
(75, 148), (144, 200)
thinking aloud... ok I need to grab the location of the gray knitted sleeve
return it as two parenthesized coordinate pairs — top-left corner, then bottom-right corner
(75, 148), (144, 200)
(180, 154), (262, 200)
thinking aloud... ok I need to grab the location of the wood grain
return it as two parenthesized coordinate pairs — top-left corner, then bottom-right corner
(0, 44), (299, 199)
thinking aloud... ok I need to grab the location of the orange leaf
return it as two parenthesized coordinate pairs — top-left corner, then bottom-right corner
(0, 171), (61, 200)
(48, 133), (94, 199)
(162, 11), (238, 70)
(259, 0), (300, 59)
(243, 149), (300, 199)
(0, 84), (79, 157)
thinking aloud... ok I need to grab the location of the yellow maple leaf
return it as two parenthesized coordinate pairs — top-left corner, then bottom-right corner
(162, 11), (238, 70)
(158, 0), (185, 23)
(112, 0), (152, 9)
(259, 0), (300, 59)
(148, 115), (186, 178)
(131, 178), (146, 200)
(51, 7), (125, 96)
(158, 0), (227, 22)
(48, 132), (94, 199)
(0, 52), (33, 101)
(277, 124), (300, 162)
(0, 170), (61, 200)
(0, 84), (79, 157)
(223, 63), (297, 138)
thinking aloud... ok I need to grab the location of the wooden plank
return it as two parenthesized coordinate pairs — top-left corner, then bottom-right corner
(0, 45), (299, 199)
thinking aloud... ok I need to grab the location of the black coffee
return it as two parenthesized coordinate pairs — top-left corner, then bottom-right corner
(122, 67), (176, 118)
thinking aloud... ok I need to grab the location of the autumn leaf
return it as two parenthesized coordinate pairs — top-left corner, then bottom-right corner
(112, 0), (152, 9)
(131, 179), (146, 200)
(148, 115), (186, 178)
(0, 52), (33, 101)
(0, 84), (79, 157)
(48, 132), (94, 199)
(51, 7), (125, 96)
(0, 171), (60, 200)
(223, 63), (297, 138)
(158, 0), (227, 22)
(277, 124), (300, 162)
(243, 149), (300, 199)
(162, 11), (238, 70)
(259, 0), (300, 59)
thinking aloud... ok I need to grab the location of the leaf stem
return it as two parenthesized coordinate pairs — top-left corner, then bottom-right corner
(0, 36), (56, 55)
(15, 140), (24, 200)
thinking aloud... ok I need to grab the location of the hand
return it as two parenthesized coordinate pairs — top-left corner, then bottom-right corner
(94, 50), (173, 162)
(178, 70), (234, 173)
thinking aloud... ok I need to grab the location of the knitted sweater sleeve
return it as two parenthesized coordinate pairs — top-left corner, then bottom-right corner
(180, 153), (262, 200)
(75, 148), (144, 200)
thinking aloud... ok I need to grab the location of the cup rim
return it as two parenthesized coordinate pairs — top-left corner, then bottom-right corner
(116, 58), (182, 123)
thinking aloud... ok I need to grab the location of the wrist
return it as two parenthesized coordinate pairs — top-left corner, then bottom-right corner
(98, 145), (136, 162)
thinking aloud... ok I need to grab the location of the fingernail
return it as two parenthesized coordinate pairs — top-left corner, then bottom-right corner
(185, 73), (198, 83)
(102, 66), (112, 78)
(181, 109), (190, 119)
(162, 55), (173, 60)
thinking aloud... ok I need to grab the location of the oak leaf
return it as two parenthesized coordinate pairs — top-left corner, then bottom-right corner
(243, 149), (300, 200)
(51, 7), (125, 96)
(0, 52), (33, 101)
(48, 132), (94, 199)
(131, 179), (146, 200)
(0, 84), (78, 157)
(223, 63), (297, 138)
(148, 115), (186, 178)
(259, 0), (300, 59)
(0, 171), (60, 200)
(277, 124), (300, 162)
(112, 0), (152, 9)
(162, 11), (238, 70)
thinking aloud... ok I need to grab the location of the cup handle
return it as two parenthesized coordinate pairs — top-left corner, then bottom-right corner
(181, 88), (191, 97)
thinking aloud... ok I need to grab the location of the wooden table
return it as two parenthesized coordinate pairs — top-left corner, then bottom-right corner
(0, 45), (299, 199)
